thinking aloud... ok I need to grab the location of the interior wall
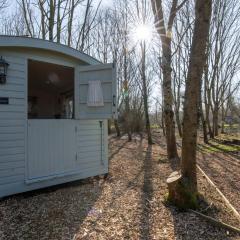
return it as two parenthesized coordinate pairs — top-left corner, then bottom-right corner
(28, 59), (74, 119)
(28, 88), (61, 118)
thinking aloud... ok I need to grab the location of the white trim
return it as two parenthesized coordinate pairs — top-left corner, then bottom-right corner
(0, 35), (100, 65)
(24, 57), (28, 181)
(79, 63), (113, 72)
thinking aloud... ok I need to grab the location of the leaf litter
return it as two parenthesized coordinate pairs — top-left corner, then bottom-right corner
(0, 132), (239, 240)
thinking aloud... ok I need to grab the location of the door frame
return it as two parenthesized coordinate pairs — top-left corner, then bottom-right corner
(25, 56), (77, 183)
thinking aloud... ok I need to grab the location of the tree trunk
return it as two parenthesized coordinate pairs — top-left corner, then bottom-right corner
(200, 103), (208, 143)
(49, 0), (55, 41)
(168, 0), (212, 208)
(123, 40), (132, 141)
(161, 40), (178, 158)
(205, 100), (214, 139)
(162, 109), (166, 136)
(67, 0), (75, 46)
(39, 0), (46, 39)
(141, 42), (153, 145)
(221, 105), (225, 134)
(175, 109), (182, 137)
(114, 119), (121, 137)
(213, 107), (219, 136)
(151, 0), (179, 160)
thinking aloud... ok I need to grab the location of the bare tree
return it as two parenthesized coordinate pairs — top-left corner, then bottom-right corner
(203, 0), (240, 138)
(151, 0), (188, 160)
(167, 0), (212, 208)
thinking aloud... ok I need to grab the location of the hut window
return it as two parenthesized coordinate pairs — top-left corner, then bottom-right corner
(87, 80), (104, 107)
(28, 60), (74, 119)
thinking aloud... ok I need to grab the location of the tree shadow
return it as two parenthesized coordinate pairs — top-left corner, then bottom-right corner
(151, 133), (180, 171)
(0, 175), (104, 239)
(0, 136), (135, 239)
(139, 144), (153, 240)
(109, 138), (128, 160)
(168, 206), (239, 240)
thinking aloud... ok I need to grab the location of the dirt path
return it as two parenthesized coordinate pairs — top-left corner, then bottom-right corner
(0, 134), (239, 239)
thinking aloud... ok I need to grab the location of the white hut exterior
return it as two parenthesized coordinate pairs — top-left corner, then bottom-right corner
(0, 36), (116, 198)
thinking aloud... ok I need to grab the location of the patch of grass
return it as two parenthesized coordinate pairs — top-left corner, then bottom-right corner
(151, 124), (160, 129)
(199, 134), (240, 153)
(215, 133), (240, 141)
(201, 144), (237, 153)
(223, 124), (239, 129)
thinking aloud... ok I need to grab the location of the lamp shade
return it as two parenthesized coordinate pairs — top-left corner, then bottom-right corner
(0, 57), (9, 84)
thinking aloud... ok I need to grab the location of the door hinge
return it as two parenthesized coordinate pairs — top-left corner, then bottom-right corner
(113, 95), (116, 107)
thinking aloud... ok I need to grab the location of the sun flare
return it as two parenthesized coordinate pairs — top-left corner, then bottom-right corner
(133, 23), (153, 43)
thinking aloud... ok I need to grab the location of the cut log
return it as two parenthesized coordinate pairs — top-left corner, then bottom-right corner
(166, 171), (182, 201)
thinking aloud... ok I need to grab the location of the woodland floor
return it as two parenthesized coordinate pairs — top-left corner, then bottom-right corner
(0, 131), (240, 240)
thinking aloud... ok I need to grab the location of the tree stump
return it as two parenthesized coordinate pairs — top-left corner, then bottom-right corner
(167, 171), (182, 201)
(166, 171), (198, 209)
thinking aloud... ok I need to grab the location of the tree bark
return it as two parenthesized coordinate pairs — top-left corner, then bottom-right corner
(213, 106), (219, 136)
(175, 109), (182, 137)
(151, 0), (181, 159)
(114, 119), (121, 137)
(49, 0), (56, 41)
(221, 105), (225, 134)
(200, 103), (208, 143)
(166, 0), (212, 208)
(180, 0), (212, 198)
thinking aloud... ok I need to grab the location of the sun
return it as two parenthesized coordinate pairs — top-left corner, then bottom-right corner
(135, 24), (152, 41)
(129, 23), (154, 49)
(133, 23), (153, 42)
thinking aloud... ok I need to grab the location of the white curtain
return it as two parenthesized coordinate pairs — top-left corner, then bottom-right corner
(87, 80), (104, 107)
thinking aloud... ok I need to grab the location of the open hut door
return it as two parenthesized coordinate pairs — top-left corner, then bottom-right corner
(75, 63), (117, 119)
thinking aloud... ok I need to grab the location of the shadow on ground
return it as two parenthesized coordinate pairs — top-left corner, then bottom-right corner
(139, 144), (153, 240)
(0, 177), (103, 240)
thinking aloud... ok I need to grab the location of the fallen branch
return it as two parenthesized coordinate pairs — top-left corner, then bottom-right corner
(197, 164), (240, 222)
(189, 209), (240, 234)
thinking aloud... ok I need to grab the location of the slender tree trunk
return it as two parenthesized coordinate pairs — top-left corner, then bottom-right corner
(162, 51), (178, 158)
(38, 0), (46, 39)
(56, 0), (61, 43)
(22, 0), (33, 37)
(123, 40), (132, 141)
(67, 0), (75, 46)
(205, 103), (213, 138)
(200, 103), (208, 143)
(221, 105), (225, 134)
(151, 0), (179, 159)
(175, 109), (182, 137)
(49, 0), (55, 41)
(213, 106), (219, 136)
(114, 119), (121, 137)
(141, 42), (153, 144)
(161, 109), (166, 136)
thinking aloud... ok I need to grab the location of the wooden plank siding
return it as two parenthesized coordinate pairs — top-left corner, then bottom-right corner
(0, 52), (26, 190)
(0, 46), (109, 198)
(27, 120), (107, 182)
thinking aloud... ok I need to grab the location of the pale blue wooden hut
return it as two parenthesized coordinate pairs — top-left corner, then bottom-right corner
(0, 36), (116, 197)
